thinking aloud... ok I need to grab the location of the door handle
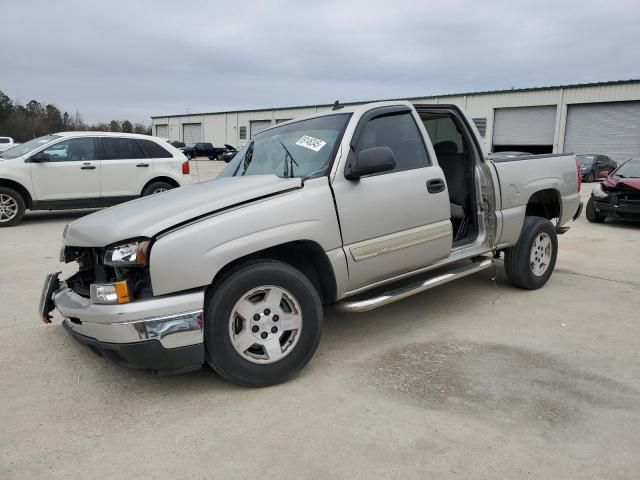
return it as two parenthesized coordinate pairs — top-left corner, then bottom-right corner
(136, 163), (150, 168)
(80, 165), (96, 170)
(427, 178), (446, 194)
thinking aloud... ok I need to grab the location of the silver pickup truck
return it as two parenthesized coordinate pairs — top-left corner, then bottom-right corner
(40, 101), (583, 386)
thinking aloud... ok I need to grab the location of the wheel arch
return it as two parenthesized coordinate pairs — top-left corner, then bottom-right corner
(141, 176), (180, 195)
(525, 188), (562, 221)
(0, 178), (32, 208)
(206, 240), (338, 306)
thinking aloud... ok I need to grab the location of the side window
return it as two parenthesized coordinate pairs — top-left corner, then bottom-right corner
(101, 138), (146, 160)
(139, 139), (172, 158)
(42, 138), (96, 162)
(356, 112), (429, 173)
(422, 116), (467, 162)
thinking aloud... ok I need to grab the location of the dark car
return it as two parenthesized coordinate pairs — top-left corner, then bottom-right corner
(221, 144), (238, 163)
(169, 140), (185, 148)
(180, 142), (231, 160)
(586, 157), (640, 223)
(577, 154), (617, 182)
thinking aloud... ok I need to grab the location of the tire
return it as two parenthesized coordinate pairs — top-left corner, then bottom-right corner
(504, 216), (558, 290)
(0, 187), (26, 227)
(204, 260), (323, 387)
(584, 171), (594, 182)
(585, 196), (606, 223)
(141, 181), (174, 196)
(208, 156), (215, 161)
(216, 153), (223, 161)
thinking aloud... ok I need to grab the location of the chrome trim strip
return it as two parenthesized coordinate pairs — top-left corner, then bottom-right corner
(63, 309), (204, 349)
(334, 257), (493, 313)
(349, 220), (452, 262)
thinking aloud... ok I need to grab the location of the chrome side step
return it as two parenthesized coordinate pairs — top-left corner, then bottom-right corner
(333, 257), (494, 313)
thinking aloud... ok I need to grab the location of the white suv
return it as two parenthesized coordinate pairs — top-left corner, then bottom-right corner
(0, 132), (193, 227)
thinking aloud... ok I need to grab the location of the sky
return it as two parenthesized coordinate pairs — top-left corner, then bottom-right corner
(1, 0), (639, 124)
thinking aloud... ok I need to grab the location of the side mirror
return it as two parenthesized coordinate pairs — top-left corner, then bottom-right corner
(345, 146), (396, 180)
(30, 152), (51, 163)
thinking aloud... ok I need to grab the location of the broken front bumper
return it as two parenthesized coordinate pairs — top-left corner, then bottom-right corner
(592, 197), (640, 219)
(51, 284), (206, 373)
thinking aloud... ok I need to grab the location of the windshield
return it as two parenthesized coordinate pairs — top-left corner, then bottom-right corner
(219, 114), (351, 179)
(0, 135), (60, 159)
(577, 155), (595, 166)
(615, 158), (640, 178)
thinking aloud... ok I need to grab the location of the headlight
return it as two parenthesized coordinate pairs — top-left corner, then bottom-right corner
(90, 281), (130, 304)
(104, 240), (150, 267)
(592, 183), (609, 199)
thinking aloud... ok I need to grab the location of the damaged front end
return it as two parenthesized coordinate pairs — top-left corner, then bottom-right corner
(60, 240), (154, 305)
(591, 181), (640, 221)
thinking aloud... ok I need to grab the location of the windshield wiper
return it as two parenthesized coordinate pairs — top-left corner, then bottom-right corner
(277, 138), (299, 178)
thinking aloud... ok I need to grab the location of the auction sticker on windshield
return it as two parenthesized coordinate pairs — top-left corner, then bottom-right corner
(296, 135), (326, 152)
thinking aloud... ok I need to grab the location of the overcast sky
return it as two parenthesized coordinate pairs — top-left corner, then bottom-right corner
(1, 0), (638, 123)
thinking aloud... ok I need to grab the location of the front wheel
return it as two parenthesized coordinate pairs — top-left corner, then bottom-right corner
(504, 216), (558, 290)
(585, 196), (606, 223)
(0, 187), (26, 227)
(205, 260), (323, 387)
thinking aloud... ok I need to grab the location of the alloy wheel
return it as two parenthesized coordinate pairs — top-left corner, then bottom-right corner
(228, 285), (303, 364)
(0, 194), (18, 223)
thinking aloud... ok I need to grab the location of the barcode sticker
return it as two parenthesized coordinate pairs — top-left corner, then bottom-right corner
(295, 135), (326, 152)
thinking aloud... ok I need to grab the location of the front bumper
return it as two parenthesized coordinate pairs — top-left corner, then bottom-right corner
(53, 286), (206, 373)
(592, 197), (640, 219)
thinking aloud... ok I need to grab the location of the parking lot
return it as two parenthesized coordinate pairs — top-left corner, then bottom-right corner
(1, 174), (639, 479)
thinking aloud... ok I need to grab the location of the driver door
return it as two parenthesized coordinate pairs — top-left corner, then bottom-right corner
(332, 107), (452, 291)
(30, 137), (100, 201)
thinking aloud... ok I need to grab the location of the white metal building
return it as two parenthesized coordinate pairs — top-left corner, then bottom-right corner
(151, 79), (640, 161)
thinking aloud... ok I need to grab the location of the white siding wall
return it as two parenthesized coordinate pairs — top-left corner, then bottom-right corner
(151, 82), (640, 153)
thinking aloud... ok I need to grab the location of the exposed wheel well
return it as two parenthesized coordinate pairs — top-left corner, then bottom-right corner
(141, 176), (180, 194)
(525, 189), (561, 220)
(0, 179), (32, 208)
(207, 241), (337, 306)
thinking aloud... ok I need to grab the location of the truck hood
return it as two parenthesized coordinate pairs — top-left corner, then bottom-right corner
(64, 175), (302, 247)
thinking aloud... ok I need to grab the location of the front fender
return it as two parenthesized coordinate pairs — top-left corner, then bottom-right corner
(149, 178), (343, 296)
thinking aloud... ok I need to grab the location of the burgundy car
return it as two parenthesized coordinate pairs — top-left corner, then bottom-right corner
(586, 157), (640, 223)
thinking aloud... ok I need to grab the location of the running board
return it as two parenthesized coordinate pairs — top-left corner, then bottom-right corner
(334, 257), (494, 313)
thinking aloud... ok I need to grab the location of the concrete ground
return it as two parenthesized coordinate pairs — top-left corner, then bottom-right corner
(1, 176), (639, 479)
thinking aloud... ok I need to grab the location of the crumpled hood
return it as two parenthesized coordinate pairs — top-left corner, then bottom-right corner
(603, 176), (640, 191)
(64, 175), (302, 247)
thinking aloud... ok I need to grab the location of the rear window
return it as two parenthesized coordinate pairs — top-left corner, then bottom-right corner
(101, 138), (146, 160)
(0, 138), (10, 144)
(139, 139), (172, 158)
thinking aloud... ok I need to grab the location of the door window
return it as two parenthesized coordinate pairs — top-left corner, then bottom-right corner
(356, 112), (429, 173)
(101, 138), (146, 160)
(42, 138), (96, 162)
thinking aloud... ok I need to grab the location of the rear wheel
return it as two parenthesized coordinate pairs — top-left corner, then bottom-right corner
(205, 260), (323, 387)
(504, 216), (558, 290)
(142, 181), (173, 196)
(585, 196), (606, 223)
(0, 187), (26, 227)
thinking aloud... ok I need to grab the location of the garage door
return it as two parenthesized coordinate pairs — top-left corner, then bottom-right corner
(250, 120), (272, 139)
(564, 101), (640, 161)
(155, 124), (168, 138)
(493, 106), (557, 146)
(183, 123), (203, 144)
